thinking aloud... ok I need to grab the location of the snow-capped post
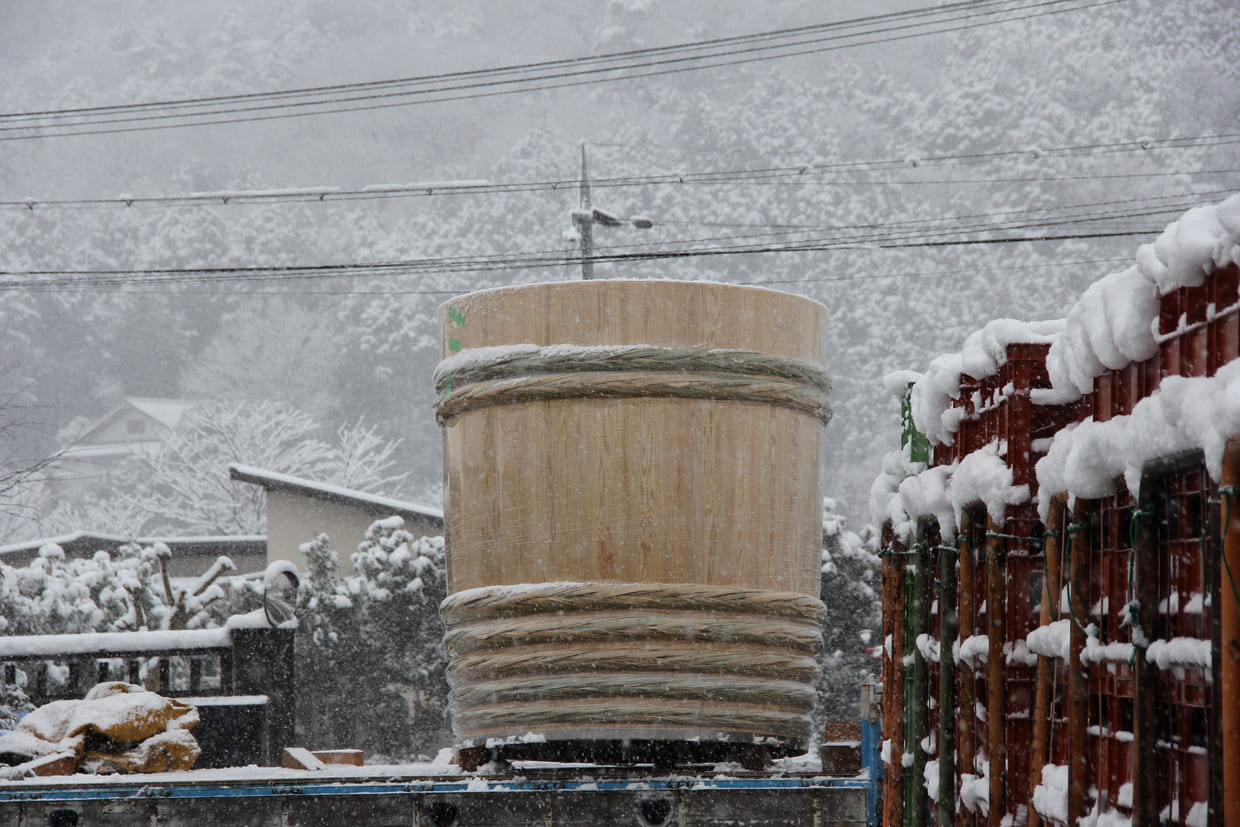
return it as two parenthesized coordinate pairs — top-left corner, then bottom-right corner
(229, 625), (295, 766)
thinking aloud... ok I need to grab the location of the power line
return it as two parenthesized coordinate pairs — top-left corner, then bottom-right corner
(32, 256), (1133, 298)
(0, 0), (1123, 141)
(4, 148), (1234, 211)
(0, 0), (1038, 120)
(3, 184), (1216, 294)
(560, 190), (1219, 256)
(0, 228), (1162, 293)
(0, 186), (1216, 292)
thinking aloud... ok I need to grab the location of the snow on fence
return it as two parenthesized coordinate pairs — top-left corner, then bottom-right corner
(0, 616), (294, 766)
(875, 193), (1239, 827)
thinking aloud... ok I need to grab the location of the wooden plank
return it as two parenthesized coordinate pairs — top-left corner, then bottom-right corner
(280, 747), (326, 771)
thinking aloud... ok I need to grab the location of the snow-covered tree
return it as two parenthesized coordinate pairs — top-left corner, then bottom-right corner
(815, 497), (882, 725)
(178, 297), (348, 423)
(295, 520), (450, 758)
(0, 542), (253, 638)
(39, 401), (408, 537)
(0, 682), (34, 731)
(0, 367), (61, 540)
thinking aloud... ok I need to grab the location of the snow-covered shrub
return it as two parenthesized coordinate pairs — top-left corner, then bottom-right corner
(0, 542), (253, 638)
(295, 519), (450, 759)
(816, 497), (883, 727)
(0, 682), (34, 731)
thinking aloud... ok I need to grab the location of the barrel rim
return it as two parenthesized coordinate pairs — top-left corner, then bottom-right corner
(436, 277), (827, 315)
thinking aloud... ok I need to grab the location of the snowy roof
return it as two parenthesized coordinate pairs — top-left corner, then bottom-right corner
(57, 443), (142, 461)
(124, 398), (196, 429)
(67, 397), (196, 449)
(228, 464), (444, 525)
(0, 532), (265, 563)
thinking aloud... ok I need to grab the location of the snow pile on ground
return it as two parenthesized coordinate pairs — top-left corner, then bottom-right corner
(0, 682), (200, 777)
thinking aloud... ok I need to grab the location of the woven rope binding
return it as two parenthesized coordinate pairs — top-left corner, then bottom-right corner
(440, 581), (827, 623)
(434, 345), (832, 425)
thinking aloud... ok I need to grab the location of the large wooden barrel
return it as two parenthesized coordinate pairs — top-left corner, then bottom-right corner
(435, 279), (830, 760)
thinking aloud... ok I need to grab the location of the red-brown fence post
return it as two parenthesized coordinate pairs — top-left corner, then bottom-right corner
(1029, 495), (1065, 825)
(1067, 501), (1094, 826)
(986, 517), (1007, 827)
(1220, 438), (1240, 827)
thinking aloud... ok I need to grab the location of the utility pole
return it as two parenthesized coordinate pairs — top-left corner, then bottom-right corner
(577, 143), (594, 280)
(570, 143), (652, 281)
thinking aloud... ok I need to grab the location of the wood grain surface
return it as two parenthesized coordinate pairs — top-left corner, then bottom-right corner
(439, 280), (829, 598)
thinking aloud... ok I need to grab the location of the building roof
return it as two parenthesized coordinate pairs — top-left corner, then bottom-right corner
(0, 532), (266, 565)
(60, 398), (196, 458)
(124, 398), (196, 429)
(228, 464), (444, 527)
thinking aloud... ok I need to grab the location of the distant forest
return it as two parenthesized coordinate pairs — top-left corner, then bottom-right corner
(2, 0), (1237, 538)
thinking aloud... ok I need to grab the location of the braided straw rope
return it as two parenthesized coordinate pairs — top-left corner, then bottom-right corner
(442, 585), (826, 743)
(435, 345), (831, 393)
(444, 609), (823, 656)
(453, 698), (812, 740)
(441, 582), (827, 623)
(449, 672), (816, 711)
(448, 641), (820, 683)
(434, 345), (832, 425)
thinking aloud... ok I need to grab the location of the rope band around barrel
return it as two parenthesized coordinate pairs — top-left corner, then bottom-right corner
(447, 641), (820, 683)
(456, 699), (813, 738)
(449, 672), (816, 712)
(444, 609), (824, 656)
(452, 698), (812, 740)
(443, 582), (824, 743)
(434, 345), (832, 425)
(440, 581), (827, 624)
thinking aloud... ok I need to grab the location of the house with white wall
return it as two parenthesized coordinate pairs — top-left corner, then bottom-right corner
(228, 464), (444, 576)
